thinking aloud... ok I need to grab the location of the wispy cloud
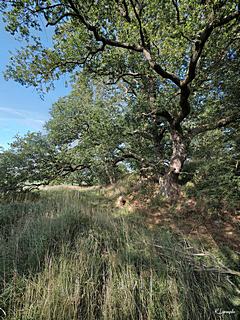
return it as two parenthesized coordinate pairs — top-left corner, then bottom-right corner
(0, 107), (48, 130)
(0, 109), (48, 149)
(0, 107), (49, 144)
(0, 107), (48, 121)
(0, 107), (27, 118)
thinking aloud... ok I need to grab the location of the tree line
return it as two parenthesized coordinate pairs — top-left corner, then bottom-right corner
(0, 0), (239, 201)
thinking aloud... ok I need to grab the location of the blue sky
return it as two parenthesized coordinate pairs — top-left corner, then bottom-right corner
(0, 20), (71, 150)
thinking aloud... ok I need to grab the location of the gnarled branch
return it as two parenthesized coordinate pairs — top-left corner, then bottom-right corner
(189, 115), (239, 137)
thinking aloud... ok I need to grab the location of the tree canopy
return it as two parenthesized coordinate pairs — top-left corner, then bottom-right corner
(0, 0), (239, 198)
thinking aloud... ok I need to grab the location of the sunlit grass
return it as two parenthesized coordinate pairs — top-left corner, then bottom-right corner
(0, 189), (239, 319)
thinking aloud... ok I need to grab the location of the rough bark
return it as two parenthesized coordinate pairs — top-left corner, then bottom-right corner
(162, 128), (188, 198)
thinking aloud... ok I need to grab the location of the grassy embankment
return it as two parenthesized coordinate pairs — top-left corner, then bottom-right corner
(0, 186), (239, 320)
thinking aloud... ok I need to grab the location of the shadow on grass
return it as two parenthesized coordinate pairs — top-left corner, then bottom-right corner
(0, 188), (239, 320)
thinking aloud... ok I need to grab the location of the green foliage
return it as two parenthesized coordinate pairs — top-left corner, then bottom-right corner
(46, 74), (131, 184)
(186, 129), (240, 211)
(1, 0), (238, 89)
(0, 133), (51, 196)
(0, 132), (72, 198)
(0, 3), (239, 315)
(0, 0), (239, 200)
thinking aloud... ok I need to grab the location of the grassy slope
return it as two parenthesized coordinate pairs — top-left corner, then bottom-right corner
(0, 187), (239, 320)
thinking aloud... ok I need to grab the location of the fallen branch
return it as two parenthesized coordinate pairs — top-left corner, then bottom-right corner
(151, 242), (240, 277)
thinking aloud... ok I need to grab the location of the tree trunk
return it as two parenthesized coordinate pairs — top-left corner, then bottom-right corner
(105, 163), (116, 185)
(162, 129), (187, 198)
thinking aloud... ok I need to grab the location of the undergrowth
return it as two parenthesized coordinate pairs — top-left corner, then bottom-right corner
(0, 188), (239, 319)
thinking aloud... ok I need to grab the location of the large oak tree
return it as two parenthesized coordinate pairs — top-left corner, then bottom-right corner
(1, 0), (239, 196)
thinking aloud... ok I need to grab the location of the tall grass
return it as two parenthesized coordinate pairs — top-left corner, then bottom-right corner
(0, 189), (239, 319)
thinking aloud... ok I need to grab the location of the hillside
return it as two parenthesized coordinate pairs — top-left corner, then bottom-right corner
(0, 186), (239, 320)
(1, 2), (240, 319)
